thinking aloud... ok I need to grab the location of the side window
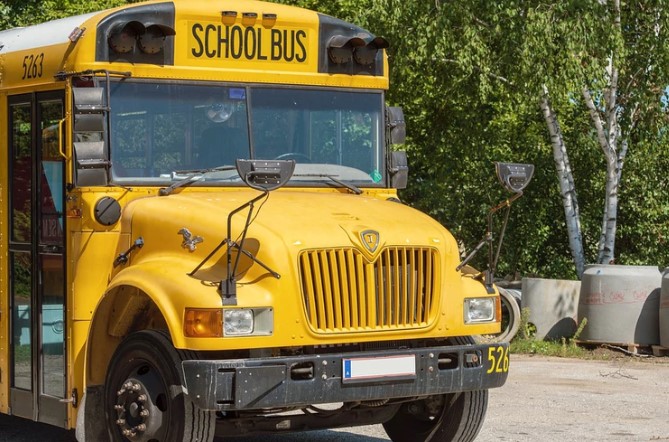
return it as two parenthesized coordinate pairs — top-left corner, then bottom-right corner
(39, 100), (65, 245)
(10, 102), (33, 243)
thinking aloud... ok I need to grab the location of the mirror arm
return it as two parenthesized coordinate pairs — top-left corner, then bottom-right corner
(457, 191), (523, 292)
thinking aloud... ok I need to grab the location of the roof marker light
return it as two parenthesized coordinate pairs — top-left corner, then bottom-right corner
(69, 27), (85, 43)
(262, 13), (277, 28)
(242, 12), (258, 26)
(221, 10), (237, 26)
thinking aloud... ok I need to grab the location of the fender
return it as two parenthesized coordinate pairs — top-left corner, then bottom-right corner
(105, 258), (222, 347)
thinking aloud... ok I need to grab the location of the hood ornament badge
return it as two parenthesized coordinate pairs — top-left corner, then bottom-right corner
(178, 228), (203, 252)
(360, 229), (380, 254)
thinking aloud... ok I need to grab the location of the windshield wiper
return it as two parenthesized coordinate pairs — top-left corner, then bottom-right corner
(159, 165), (237, 196)
(293, 173), (362, 195)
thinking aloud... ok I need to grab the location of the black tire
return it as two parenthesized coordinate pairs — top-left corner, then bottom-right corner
(383, 337), (488, 442)
(104, 330), (215, 442)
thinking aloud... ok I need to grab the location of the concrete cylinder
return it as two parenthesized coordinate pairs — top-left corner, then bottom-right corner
(660, 270), (669, 347)
(578, 265), (661, 346)
(522, 278), (581, 340)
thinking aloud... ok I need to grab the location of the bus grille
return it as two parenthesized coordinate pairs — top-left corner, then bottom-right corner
(298, 247), (438, 332)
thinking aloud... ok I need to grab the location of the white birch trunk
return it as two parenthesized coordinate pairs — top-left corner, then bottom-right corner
(582, 86), (625, 265)
(581, 0), (626, 265)
(540, 90), (586, 277)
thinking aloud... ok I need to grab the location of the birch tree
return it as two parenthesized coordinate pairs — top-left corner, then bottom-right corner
(581, 0), (627, 265)
(540, 91), (585, 276)
(526, 0), (669, 273)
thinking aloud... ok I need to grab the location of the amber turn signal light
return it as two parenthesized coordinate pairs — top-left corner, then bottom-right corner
(184, 308), (223, 337)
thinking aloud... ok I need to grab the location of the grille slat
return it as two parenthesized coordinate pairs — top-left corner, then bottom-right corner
(300, 247), (438, 333)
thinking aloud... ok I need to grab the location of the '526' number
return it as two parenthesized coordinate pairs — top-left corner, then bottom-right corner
(22, 53), (45, 80)
(486, 345), (510, 374)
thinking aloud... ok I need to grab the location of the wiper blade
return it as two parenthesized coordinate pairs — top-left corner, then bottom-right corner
(159, 165), (237, 196)
(293, 173), (362, 195)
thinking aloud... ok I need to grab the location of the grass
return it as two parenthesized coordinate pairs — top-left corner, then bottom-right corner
(510, 307), (591, 358)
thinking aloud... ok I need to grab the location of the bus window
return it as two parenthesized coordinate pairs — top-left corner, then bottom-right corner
(250, 88), (384, 183)
(109, 83), (249, 180)
(107, 82), (383, 185)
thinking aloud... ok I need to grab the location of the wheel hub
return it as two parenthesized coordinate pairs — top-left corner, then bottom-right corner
(113, 377), (164, 441)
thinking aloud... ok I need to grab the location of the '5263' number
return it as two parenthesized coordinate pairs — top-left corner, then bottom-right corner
(22, 53), (45, 80)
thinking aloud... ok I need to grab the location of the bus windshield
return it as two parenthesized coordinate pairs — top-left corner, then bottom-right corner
(108, 81), (385, 186)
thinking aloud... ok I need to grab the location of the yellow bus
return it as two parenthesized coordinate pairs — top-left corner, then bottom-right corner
(0, 1), (523, 440)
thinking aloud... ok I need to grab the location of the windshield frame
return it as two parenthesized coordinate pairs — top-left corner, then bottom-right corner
(101, 78), (388, 189)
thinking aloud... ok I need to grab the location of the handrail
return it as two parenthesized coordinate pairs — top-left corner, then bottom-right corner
(58, 118), (68, 159)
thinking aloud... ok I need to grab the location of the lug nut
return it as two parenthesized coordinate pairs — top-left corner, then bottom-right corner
(140, 409), (150, 417)
(136, 424), (146, 432)
(132, 383), (141, 391)
(137, 394), (147, 403)
(116, 418), (126, 425)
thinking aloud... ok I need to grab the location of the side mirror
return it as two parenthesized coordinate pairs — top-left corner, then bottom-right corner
(388, 151), (409, 189)
(386, 106), (406, 145)
(495, 162), (534, 193)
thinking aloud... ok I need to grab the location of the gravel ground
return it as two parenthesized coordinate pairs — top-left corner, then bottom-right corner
(1, 353), (667, 441)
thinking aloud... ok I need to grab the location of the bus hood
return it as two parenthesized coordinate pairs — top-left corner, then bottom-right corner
(122, 189), (459, 273)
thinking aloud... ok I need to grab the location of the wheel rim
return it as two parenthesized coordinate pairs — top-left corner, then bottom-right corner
(112, 363), (169, 442)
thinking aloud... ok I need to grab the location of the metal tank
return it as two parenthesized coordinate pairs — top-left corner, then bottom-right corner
(661, 269), (669, 347)
(578, 265), (661, 346)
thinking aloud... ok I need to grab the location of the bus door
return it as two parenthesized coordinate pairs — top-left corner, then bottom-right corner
(7, 91), (67, 427)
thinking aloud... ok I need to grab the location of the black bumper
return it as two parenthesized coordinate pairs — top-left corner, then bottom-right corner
(182, 342), (509, 411)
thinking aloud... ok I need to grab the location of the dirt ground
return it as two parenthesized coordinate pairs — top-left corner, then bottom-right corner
(477, 353), (669, 441)
(1, 352), (668, 441)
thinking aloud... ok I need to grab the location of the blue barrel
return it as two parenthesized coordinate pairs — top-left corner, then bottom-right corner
(578, 265), (661, 346)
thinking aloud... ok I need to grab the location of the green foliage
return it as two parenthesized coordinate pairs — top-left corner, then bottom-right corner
(0, 0), (138, 28)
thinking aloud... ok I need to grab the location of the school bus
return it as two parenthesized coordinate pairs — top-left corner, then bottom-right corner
(0, 1), (526, 440)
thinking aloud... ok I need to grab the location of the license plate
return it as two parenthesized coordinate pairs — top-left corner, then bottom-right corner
(342, 355), (416, 383)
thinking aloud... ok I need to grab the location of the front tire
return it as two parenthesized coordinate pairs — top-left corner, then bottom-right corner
(104, 330), (215, 442)
(382, 337), (488, 442)
(476, 287), (521, 343)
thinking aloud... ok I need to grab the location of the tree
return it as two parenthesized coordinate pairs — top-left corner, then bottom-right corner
(0, 0), (137, 28)
(519, 0), (669, 275)
(540, 90), (586, 276)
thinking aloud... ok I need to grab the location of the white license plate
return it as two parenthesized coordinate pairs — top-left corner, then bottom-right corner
(342, 355), (416, 382)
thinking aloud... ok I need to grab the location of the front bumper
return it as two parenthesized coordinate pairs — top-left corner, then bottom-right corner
(182, 342), (509, 411)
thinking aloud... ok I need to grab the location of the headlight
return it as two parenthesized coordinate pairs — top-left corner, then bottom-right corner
(224, 309), (255, 336)
(464, 297), (496, 323)
(185, 307), (273, 337)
